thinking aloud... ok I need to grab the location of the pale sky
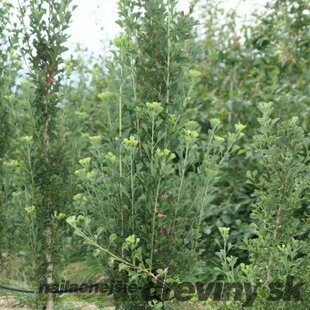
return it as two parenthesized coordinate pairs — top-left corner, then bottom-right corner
(68, 0), (267, 55)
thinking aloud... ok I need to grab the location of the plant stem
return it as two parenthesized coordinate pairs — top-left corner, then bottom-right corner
(150, 115), (155, 174)
(166, 3), (171, 107)
(150, 170), (162, 272)
(169, 143), (189, 236)
(193, 180), (210, 251)
(119, 49), (124, 256)
(73, 226), (165, 285)
(130, 154), (135, 234)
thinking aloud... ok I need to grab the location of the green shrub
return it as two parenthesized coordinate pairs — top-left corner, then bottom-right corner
(242, 102), (309, 308)
(67, 1), (245, 308)
(14, 0), (75, 308)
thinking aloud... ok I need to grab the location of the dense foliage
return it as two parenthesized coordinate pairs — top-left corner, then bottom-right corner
(0, 0), (309, 309)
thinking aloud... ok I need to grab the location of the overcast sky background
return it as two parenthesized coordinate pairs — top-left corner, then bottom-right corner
(68, 0), (267, 55)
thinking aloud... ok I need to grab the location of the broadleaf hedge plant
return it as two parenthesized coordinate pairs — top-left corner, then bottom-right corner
(8, 0), (76, 308)
(241, 102), (309, 308)
(67, 0), (246, 308)
(214, 103), (309, 308)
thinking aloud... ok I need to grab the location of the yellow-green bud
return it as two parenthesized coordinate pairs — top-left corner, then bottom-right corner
(89, 135), (101, 143)
(134, 106), (142, 113)
(79, 157), (91, 166)
(145, 101), (163, 113)
(20, 136), (33, 142)
(183, 129), (199, 143)
(114, 35), (130, 47)
(210, 118), (221, 127)
(4, 159), (19, 167)
(25, 205), (36, 214)
(234, 122), (246, 131)
(74, 111), (87, 118)
(123, 136), (138, 149)
(98, 92), (111, 100)
(66, 215), (77, 226)
(125, 234), (140, 244)
(73, 193), (87, 201)
(189, 69), (202, 78)
(214, 135), (225, 143)
(219, 227), (230, 234)
(105, 152), (117, 164)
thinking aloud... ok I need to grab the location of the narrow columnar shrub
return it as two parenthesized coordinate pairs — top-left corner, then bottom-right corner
(17, 0), (75, 308)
